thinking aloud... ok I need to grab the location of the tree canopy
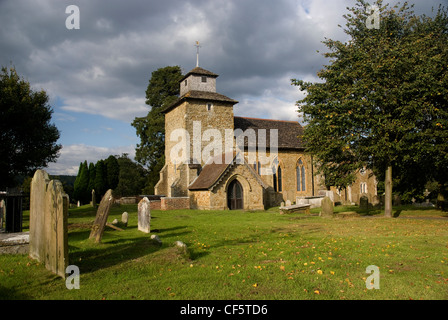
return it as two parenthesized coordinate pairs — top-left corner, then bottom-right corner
(292, 0), (448, 216)
(132, 66), (183, 194)
(0, 66), (61, 188)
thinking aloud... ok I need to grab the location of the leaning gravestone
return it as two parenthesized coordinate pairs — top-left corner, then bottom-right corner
(138, 197), (151, 233)
(320, 196), (334, 217)
(89, 189), (114, 243)
(29, 170), (69, 278)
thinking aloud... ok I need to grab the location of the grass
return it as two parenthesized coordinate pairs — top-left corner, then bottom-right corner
(0, 204), (447, 300)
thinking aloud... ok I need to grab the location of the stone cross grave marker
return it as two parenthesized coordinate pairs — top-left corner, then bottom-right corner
(89, 189), (114, 243)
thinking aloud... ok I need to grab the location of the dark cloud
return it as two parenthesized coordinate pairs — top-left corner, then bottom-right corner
(0, 0), (443, 174)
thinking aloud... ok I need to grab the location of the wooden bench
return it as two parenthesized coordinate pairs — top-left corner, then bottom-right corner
(279, 204), (311, 215)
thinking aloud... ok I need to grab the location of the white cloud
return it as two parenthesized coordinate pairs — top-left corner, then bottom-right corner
(46, 143), (136, 175)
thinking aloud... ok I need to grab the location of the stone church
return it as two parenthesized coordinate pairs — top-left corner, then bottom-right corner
(154, 66), (377, 210)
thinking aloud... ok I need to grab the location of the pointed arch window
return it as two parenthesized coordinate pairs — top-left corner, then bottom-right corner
(272, 158), (282, 192)
(296, 159), (306, 192)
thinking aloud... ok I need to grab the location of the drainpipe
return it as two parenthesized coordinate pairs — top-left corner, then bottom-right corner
(311, 155), (315, 196)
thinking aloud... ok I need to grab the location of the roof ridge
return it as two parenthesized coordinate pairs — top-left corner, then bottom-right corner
(235, 116), (299, 124)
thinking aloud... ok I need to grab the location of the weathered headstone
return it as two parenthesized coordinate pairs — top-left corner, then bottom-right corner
(280, 202), (285, 208)
(393, 194), (401, 206)
(29, 170), (69, 278)
(320, 196), (334, 217)
(285, 200), (292, 207)
(138, 197), (151, 233)
(29, 170), (49, 261)
(44, 180), (69, 277)
(121, 212), (129, 227)
(89, 189), (114, 243)
(92, 189), (96, 208)
(360, 194), (369, 211)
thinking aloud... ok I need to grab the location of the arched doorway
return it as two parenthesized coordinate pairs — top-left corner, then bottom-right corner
(227, 179), (243, 210)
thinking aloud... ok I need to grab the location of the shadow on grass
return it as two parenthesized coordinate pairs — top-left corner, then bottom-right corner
(67, 223), (195, 274)
(0, 286), (33, 299)
(393, 210), (403, 218)
(69, 236), (162, 274)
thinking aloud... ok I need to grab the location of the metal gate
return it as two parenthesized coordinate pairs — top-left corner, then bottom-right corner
(0, 188), (23, 233)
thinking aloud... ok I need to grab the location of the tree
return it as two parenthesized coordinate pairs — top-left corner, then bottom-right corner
(105, 155), (119, 190)
(74, 160), (90, 204)
(114, 154), (147, 197)
(73, 162), (83, 202)
(94, 160), (107, 199)
(87, 162), (96, 195)
(0, 66), (61, 188)
(132, 66), (183, 194)
(292, 1), (448, 217)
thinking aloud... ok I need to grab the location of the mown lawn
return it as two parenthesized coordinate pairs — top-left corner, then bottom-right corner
(0, 204), (447, 300)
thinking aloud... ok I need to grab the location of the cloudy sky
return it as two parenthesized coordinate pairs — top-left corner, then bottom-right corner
(0, 0), (442, 176)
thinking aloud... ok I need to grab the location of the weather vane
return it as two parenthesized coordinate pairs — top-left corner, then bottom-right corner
(195, 41), (201, 67)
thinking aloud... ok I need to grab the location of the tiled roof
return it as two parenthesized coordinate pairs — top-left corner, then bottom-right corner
(188, 152), (267, 191)
(188, 153), (235, 191)
(234, 116), (305, 150)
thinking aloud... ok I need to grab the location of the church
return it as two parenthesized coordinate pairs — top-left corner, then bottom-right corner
(154, 65), (377, 210)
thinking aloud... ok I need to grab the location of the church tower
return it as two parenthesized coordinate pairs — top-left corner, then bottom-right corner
(155, 66), (238, 197)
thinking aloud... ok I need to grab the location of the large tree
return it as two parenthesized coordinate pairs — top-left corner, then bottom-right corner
(0, 66), (61, 188)
(292, 1), (448, 217)
(114, 154), (147, 197)
(132, 66), (183, 194)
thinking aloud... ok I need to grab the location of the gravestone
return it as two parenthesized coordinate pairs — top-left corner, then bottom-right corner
(138, 197), (151, 233)
(393, 194), (401, 206)
(320, 196), (334, 217)
(360, 194), (369, 208)
(122, 212), (129, 227)
(280, 201), (285, 208)
(44, 180), (69, 277)
(360, 194), (369, 211)
(285, 200), (292, 207)
(29, 170), (69, 278)
(89, 189), (114, 243)
(92, 189), (96, 208)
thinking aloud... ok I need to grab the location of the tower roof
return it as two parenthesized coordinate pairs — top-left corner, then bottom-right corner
(162, 90), (238, 113)
(181, 67), (218, 82)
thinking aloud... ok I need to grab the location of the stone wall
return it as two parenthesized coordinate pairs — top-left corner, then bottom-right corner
(161, 197), (190, 210)
(150, 200), (161, 210)
(246, 150), (324, 207)
(189, 190), (211, 210)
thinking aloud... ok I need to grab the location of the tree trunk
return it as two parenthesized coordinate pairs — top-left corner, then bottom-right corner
(384, 165), (392, 218)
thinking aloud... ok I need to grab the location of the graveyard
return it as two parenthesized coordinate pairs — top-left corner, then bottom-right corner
(0, 192), (447, 300)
